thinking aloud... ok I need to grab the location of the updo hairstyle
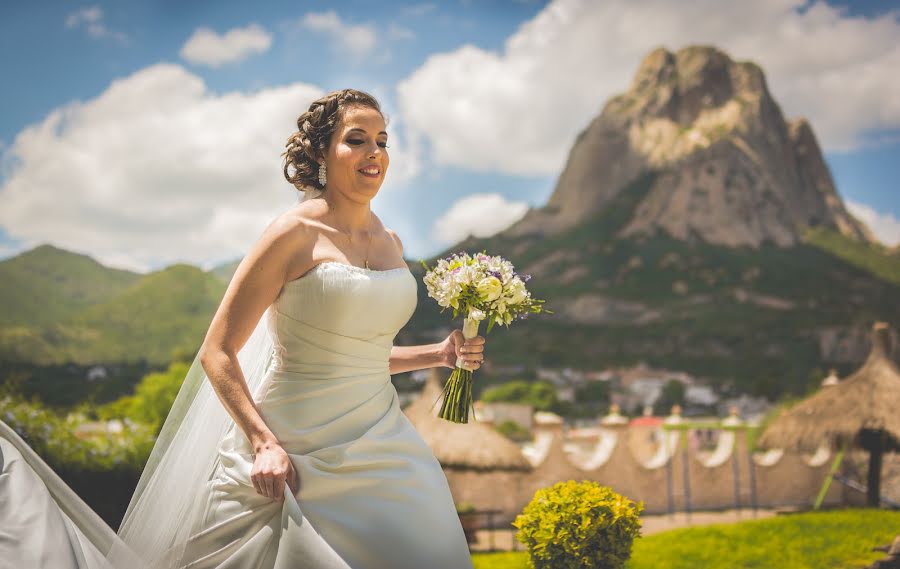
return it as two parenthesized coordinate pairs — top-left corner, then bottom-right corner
(282, 88), (385, 193)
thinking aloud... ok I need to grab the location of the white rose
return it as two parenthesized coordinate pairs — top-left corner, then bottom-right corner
(475, 276), (503, 302)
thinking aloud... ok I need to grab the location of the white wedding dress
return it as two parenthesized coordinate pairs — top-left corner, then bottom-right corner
(0, 261), (474, 569)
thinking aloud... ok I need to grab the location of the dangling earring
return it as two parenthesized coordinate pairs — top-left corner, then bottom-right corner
(318, 161), (327, 187)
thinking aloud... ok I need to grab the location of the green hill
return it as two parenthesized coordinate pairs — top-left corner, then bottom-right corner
(0, 244), (140, 327)
(0, 260), (225, 366)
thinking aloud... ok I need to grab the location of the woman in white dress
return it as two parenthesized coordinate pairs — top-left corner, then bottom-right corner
(0, 89), (486, 569)
(177, 89), (485, 569)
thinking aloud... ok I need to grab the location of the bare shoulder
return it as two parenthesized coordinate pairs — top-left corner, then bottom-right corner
(257, 209), (312, 254)
(382, 224), (404, 258)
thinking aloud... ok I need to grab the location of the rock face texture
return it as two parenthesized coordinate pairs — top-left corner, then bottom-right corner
(502, 45), (876, 248)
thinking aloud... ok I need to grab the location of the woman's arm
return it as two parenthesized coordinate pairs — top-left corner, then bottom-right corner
(389, 332), (486, 375)
(198, 213), (312, 500)
(389, 343), (447, 375)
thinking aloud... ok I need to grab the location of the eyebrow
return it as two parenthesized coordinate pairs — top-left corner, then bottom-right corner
(347, 128), (387, 136)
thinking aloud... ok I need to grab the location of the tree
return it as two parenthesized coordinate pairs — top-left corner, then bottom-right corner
(653, 379), (685, 416)
(575, 381), (610, 404)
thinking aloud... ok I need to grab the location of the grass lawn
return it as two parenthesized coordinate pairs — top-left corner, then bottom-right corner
(472, 509), (900, 569)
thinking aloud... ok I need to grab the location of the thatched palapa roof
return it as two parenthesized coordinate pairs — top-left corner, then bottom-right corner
(402, 368), (532, 472)
(758, 321), (900, 453)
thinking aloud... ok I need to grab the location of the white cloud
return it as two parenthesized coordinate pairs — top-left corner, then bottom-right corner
(180, 23), (273, 68)
(65, 5), (127, 42)
(301, 11), (377, 61)
(397, 0), (900, 176)
(431, 193), (530, 245)
(0, 64), (321, 272)
(846, 200), (900, 247)
(0, 64), (420, 272)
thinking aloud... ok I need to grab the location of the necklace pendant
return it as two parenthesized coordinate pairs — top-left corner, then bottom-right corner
(365, 259), (370, 269)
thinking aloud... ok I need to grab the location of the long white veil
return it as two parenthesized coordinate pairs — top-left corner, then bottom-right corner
(105, 186), (323, 569)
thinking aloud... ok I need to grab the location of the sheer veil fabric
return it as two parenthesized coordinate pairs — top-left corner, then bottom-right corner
(109, 188), (323, 568)
(0, 243), (278, 569)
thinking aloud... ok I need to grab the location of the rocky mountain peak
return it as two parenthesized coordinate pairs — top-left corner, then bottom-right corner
(502, 45), (875, 248)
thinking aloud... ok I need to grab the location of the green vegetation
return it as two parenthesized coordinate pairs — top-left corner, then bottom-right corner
(481, 380), (560, 412)
(0, 249), (225, 367)
(1, 395), (154, 471)
(0, 244), (140, 327)
(473, 509), (900, 569)
(512, 480), (643, 569)
(0, 247), (223, 406)
(802, 225), (900, 285)
(495, 419), (534, 443)
(415, 172), (900, 401)
(95, 358), (192, 434)
(653, 379), (685, 416)
(457, 501), (477, 514)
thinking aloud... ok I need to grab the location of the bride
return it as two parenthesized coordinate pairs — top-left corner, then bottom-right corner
(0, 88), (486, 569)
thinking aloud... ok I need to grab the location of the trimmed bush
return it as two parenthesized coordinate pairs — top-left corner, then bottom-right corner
(513, 480), (643, 569)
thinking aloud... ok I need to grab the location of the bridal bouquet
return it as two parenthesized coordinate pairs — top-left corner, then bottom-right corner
(420, 250), (552, 423)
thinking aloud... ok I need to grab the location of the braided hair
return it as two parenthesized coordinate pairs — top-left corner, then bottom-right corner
(282, 88), (384, 193)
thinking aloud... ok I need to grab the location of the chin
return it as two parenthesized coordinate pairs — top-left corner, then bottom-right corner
(360, 179), (384, 191)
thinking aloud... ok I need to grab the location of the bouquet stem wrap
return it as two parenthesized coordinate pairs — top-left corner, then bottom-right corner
(437, 315), (480, 423)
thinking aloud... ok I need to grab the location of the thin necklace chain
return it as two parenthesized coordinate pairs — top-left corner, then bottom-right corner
(327, 201), (374, 269)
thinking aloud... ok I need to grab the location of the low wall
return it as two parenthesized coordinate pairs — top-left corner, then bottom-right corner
(442, 424), (842, 525)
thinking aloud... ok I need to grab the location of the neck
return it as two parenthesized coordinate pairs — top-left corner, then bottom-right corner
(322, 187), (372, 233)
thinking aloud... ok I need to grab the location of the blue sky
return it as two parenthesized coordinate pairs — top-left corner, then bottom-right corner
(1, 0), (898, 272)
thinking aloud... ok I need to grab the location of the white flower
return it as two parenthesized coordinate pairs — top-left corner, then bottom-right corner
(507, 279), (527, 305)
(468, 308), (486, 321)
(476, 276), (503, 302)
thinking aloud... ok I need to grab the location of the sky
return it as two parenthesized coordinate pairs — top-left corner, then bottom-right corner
(1, 0), (898, 273)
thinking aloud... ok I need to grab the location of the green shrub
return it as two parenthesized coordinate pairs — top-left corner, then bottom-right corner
(512, 480), (643, 569)
(1, 395), (154, 472)
(94, 360), (190, 435)
(495, 419), (534, 443)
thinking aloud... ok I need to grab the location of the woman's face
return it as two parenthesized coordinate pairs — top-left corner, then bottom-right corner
(322, 105), (389, 199)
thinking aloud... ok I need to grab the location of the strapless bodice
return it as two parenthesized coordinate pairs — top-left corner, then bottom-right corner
(265, 261), (417, 377)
